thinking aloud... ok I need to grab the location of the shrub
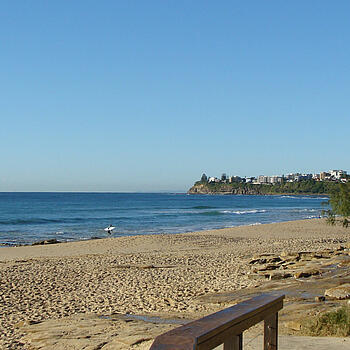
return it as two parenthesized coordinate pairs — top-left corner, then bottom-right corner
(302, 306), (350, 337)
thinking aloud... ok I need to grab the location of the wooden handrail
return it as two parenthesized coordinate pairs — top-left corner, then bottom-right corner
(150, 293), (284, 350)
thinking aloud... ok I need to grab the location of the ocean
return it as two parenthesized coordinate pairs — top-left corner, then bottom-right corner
(0, 192), (329, 246)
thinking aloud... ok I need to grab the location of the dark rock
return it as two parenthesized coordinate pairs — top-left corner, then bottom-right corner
(32, 239), (60, 246)
(315, 296), (326, 302)
(249, 255), (281, 265)
(252, 264), (280, 273)
(268, 272), (293, 280)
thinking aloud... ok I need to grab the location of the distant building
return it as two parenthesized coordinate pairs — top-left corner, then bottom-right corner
(320, 172), (331, 181)
(294, 174), (312, 182)
(257, 175), (269, 184)
(284, 173), (300, 181)
(313, 173), (321, 180)
(256, 175), (282, 184)
(330, 170), (347, 179)
(269, 176), (283, 184)
(229, 176), (242, 183)
(204, 169), (348, 185)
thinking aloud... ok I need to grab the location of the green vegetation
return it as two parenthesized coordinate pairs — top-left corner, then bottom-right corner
(253, 180), (333, 194)
(193, 179), (337, 195)
(324, 182), (350, 227)
(301, 306), (350, 337)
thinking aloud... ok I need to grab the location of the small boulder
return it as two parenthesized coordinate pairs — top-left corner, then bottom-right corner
(315, 296), (326, 302)
(281, 255), (299, 262)
(252, 264), (280, 272)
(249, 254), (281, 265)
(280, 262), (296, 268)
(265, 256), (282, 264)
(280, 250), (294, 257)
(324, 283), (350, 300)
(298, 252), (313, 262)
(249, 258), (264, 265)
(268, 272), (292, 280)
(294, 269), (321, 279)
(32, 239), (60, 245)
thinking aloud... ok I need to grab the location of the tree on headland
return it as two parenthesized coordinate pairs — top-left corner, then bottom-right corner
(324, 182), (350, 228)
(200, 173), (208, 183)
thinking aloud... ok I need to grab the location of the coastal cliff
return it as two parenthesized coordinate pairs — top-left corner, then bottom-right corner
(188, 183), (263, 195)
(187, 180), (333, 195)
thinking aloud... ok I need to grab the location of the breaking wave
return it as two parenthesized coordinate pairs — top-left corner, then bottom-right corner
(221, 209), (267, 215)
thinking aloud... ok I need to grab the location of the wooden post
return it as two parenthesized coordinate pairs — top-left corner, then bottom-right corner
(264, 313), (278, 350)
(223, 333), (242, 350)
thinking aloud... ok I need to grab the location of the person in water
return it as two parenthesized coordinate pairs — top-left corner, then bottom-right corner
(107, 224), (113, 234)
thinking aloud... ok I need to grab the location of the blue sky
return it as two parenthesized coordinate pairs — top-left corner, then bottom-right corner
(1, 1), (349, 192)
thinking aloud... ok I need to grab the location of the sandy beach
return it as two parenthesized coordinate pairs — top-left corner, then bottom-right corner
(1, 218), (350, 349)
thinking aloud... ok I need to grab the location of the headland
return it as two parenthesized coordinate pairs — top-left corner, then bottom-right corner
(188, 180), (334, 195)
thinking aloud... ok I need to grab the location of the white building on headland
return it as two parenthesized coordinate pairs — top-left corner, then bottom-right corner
(204, 169), (348, 185)
(257, 175), (283, 184)
(330, 170), (347, 179)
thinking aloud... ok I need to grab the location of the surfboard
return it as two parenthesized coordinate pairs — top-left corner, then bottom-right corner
(104, 226), (115, 232)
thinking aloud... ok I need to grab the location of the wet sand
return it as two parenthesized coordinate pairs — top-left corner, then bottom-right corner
(1, 218), (349, 349)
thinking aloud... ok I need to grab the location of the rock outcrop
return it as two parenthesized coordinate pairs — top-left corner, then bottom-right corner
(188, 183), (263, 195)
(248, 246), (350, 281)
(324, 283), (350, 299)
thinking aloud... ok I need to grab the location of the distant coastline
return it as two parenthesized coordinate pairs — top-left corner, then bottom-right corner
(189, 170), (348, 196)
(187, 181), (334, 196)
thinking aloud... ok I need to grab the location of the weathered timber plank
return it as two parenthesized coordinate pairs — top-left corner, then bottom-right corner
(150, 293), (284, 350)
(196, 303), (282, 350)
(196, 294), (283, 345)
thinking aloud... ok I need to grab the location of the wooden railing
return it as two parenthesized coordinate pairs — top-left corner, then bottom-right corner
(150, 293), (284, 350)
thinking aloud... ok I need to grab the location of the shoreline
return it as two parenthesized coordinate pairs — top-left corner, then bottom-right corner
(0, 218), (347, 261)
(1, 218), (349, 349)
(188, 192), (329, 196)
(0, 192), (328, 248)
(0, 215), (325, 249)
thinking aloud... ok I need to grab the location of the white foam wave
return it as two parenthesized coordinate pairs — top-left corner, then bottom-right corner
(280, 195), (329, 200)
(222, 209), (267, 215)
(296, 209), (318, 212)
(235, 222), (262, 228)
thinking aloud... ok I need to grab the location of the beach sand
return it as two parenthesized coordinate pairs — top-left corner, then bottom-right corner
(1, 218), (349, 349)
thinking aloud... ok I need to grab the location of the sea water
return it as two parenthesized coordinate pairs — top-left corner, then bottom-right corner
(0, 192), (328, 246)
